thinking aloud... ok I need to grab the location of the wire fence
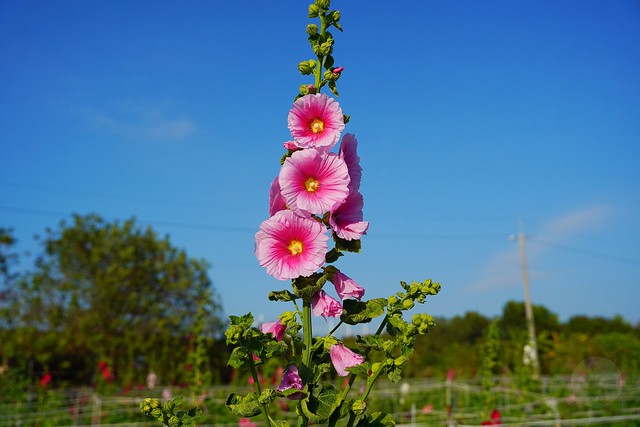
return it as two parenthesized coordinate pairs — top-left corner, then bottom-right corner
(1, 375), (639, 426)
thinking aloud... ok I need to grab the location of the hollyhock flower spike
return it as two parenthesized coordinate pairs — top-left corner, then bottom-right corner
(329, 190), (369, 241)
(279, 148), (350, 216)
(288, 93), (345, 149)
(261, 319), (287, 341)
(311, 290), (342, 319)
(339, 133), (362, 191)
(329, 343), (365, 377)
(329, 269), (365, 301)
(277, 365), (304, 400)
(255, 210), (329, 280)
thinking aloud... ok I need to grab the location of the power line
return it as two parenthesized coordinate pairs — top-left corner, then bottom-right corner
(529, 237), (640, 265)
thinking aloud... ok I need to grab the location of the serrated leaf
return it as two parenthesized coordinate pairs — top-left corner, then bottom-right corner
(227, 346), (248, 368)
(272, 421), (290, 427)
(269, 290), (297, 302)
(357, 335), (385, 351)
(341, 298), (387, 325)
(356, 411), (395, 427)
(292, 272), (326, 298)
(301, 384), (339, 423)
(226, 392), (262, 417)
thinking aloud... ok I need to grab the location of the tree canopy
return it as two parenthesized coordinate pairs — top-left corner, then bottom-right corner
(1, 214), (223, 385)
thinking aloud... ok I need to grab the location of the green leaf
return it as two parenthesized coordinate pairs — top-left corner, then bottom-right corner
(324, 54), (335, 69)
(227, 346), (248, 368)
(292, 272), (326, 298)
(328, 80), (339, 97)
(356, 335), (385, 351)
(356, 411), (396, 427)
(341, 298), (387, 325)
(268, 290), (297, 302)
(226, 392), (262, 418)
(301, 384), (339, 423)
(272, 421), (290, 427)
(325, 248), (343, 264)
(334, 235), (360, 252)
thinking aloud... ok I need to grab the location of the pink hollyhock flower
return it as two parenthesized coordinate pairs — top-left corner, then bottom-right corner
(260, 319), (287, 341)
(255, 210), (328, 280)
(339, 134), (362, 191)
(329, 343), (364, 377)
(279, 148), (350, 216)
(329, 269), (365, 301)
(288, 93), (345, 149)
(329, 190), (369, 241)
(311, 290), (342, 319)
(277, 365), (304, 400)
(269, 177), (287, 216)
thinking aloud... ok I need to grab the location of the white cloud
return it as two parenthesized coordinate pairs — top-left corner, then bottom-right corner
(78, 102), (198, 141)
(467, 205), (614, 292)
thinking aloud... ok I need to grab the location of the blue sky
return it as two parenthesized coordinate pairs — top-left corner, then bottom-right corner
(1, 1), (639, 333)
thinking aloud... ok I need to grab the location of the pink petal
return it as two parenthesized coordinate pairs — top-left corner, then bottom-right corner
(329, 343), (364, 377)
(287, 93), (345, 149)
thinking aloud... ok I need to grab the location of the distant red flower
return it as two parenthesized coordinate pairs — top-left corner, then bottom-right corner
(97, 360), (108, 371)
(481, 409), (502, 425)
(39, 372), (52, 387)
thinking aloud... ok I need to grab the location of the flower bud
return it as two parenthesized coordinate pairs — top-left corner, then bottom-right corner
(315, 0), (330, 9)
(352, 399), (366, 415)
(402, 299), (414, 310)
(332, 66), (344, 75)
(330, 10), (341, 22)
(320, 41), (332, 55)
(388, 295), (398, 305)
(308, 4), (320, 18)
(298, 59), (316, 75)
(306, 24), (318, 36)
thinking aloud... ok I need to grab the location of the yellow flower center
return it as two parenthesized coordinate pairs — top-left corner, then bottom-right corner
(310, 118), (324, 134)
(304, 177), (319, 192)
(288, 240), (303, 256)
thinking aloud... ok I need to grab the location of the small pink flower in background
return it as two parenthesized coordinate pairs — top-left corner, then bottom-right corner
(329, 343), (364, 377)
(447, 368), (455, 382)
(277, 365), (304, 400)
(421, 403), (434, 414)
(260, 319), (287, 341)
(279, 149), (350, 216)
(481, 409), (502, 425)
(162, 388), (172, 400)
(39, 372), (52, 387)
(329, 269), (365, 301)
(329, 190), (369, 241)
(239, 418), (257, 427)
(288, 93), (345, 149)
(146, 371), (157, 389)
(338, 134), (362, 191)
(269, 177), (287, 216)
(311, 290), (342, 319)
(255, 210), (329, 280)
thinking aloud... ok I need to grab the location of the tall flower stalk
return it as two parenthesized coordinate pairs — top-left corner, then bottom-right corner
(144, 2), (441, 426)
(224, 2), (441, 427)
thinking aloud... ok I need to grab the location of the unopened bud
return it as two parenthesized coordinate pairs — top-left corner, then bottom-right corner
(306, 24), (318, 36)
(298, 59), (316, 75)
(332, 66), (344, 74)
(352, 399), (366, 415)
(315, 0), (330, 9)
(388, 295), (398, 305)
(330, 10), (341, 22)
(308, 4), (320, 18)
(402, 299), (414, 310)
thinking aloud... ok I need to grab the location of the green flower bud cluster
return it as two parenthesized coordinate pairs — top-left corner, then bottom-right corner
(140, 397), (202, 427)
(296, 0), (344, 98)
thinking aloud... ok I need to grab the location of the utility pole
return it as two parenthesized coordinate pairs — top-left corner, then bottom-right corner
(517, 218), (541, 377)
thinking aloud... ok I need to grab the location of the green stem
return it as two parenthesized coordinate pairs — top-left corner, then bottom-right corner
(314, 14), (327, 90)
(328, 320), (343, 336)
(249, 360), (272, 427)
(297, 298), (313, 427)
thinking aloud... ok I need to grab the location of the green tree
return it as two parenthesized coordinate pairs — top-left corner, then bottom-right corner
(9, 214), (223, 385)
